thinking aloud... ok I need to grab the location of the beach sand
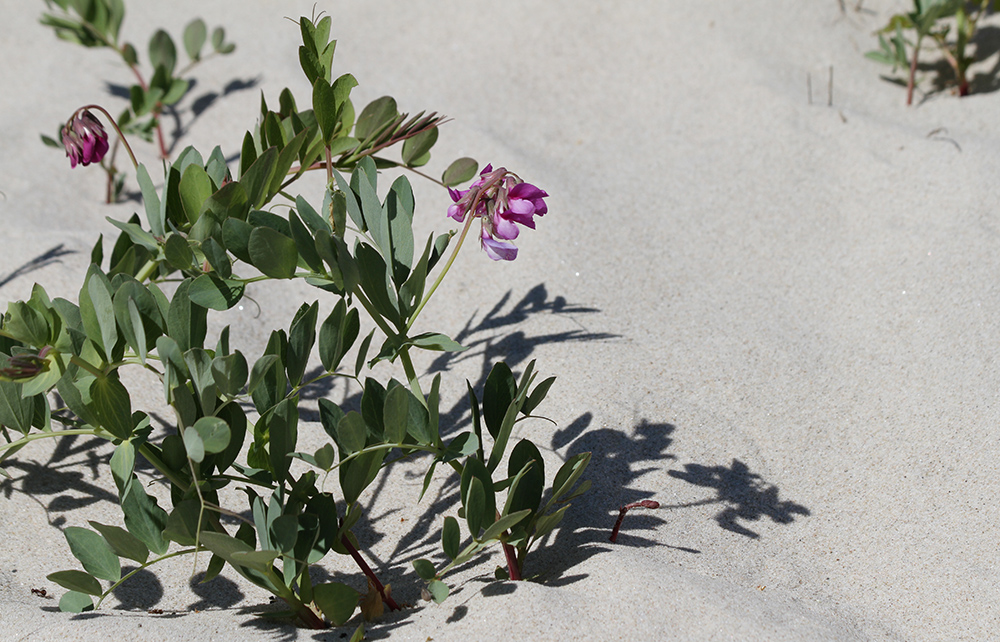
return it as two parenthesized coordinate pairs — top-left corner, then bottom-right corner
(1, 1), (998, 639)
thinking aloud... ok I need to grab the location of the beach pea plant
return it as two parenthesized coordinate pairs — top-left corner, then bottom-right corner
(0, 14), (591, 634)
(39, 0), (236, 201)
(866, 0), (999, 104)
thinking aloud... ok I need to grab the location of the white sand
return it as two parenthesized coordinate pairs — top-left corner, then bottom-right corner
(1, 1), (998, 639)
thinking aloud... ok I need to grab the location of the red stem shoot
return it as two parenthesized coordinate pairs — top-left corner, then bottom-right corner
(609, 500), (660, 543)
(340, 535), (402, 612)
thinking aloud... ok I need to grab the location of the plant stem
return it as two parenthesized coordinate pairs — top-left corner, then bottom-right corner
(501, 539), (522, 580)
(79, 104), (139, 170)
(340, 534), (401, 611)
(907, 35), (923, 106)
(608, 500), (660, 543)
(405, 214), (474, 332)
(95, 547), (198, 608)
(0, 427), (106, 455)
(399, 349), (425, 403)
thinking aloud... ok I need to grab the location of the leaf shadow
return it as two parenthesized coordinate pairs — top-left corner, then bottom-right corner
(0, 244), (76, 289)
(666, 459), (810, 539)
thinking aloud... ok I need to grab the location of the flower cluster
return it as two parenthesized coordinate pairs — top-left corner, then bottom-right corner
(61, 109), (109, 168)
(448, 165), (548, 261)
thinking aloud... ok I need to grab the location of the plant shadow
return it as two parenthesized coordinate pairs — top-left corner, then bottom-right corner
(666, 459), (810, 539)
(0, 244), (76, 289)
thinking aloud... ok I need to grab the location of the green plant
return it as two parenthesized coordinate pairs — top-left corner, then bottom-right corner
(1, 12), (590, 634)
(39, 0), (236, 201)
(866, 0), (998, 104)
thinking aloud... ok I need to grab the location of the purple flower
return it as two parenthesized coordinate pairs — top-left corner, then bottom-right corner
(62, 110), (109, 168)
(447, 165), (548, 261)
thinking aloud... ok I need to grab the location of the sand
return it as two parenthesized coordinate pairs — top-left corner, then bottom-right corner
(1, 1), (998, 640)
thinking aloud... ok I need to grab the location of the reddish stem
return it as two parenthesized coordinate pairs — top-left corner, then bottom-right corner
(340, 535), (401, 611)
(124, 59), (169, 158)
(609, 500), (660, 543)
(501, 540), (522, 581)
(906, 37), (922, 107)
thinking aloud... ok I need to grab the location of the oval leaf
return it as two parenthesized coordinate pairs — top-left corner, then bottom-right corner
(314, 582), (359, 626)
(248, 227), (298, 279)
(64, 527), (121, 582)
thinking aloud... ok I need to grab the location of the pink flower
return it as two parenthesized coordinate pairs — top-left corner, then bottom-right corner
(62, 110), (109, 168)
(447, 165), (548, 261)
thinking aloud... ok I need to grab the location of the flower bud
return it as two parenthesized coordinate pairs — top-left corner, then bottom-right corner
(61, 109), (109, 168)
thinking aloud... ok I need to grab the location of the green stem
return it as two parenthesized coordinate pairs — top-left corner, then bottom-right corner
(135, 259), (159, 283)
(68, 355), (105, 378)
(405, 214), (475, 332)
(95, 547), (198, 608)
(398, 349), (425, 402)
(0, 427), (108, 455)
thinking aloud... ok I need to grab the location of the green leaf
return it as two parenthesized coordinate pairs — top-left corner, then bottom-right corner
(286, 301), (318, 387)
(106, 217), (159, 252)
(335, 410), (367, 455)
(483, 362), (516, 440)
(167, 279), (207, 351)
(402, 127), (438, 167)
(79, 268), (117, 360)
(90, 376), (132, 440)
(222, 218), (253, 264)
(211, 26), (234, 53)
(194, 416), (230, 454)
(0, 382), (36, 434)
(148, 29), (177, 76)
(211, 352), (248, 397)
(549, 452), (592, 505)
(522, 376), (555, 415)
(296, 194), (331, 234)
(465, 477), (487, 537)
(533, 504), (569, 540)
(64, 526), (121, 582)
(383, 383), (430, 444)
(268, 398), (299, 484)
(201, 237), (231, 278)
(408, 332), (466, 353)
(427, 579), (449, 604)
(355, 96), (398, 142)
(163, 234), (194, 270)
(189, 274), (245, 311)
(412, 558), (436, 581)
(312, 78), (337, 143)
(289, 210), (324, 273)
(121, 476), (169, 555)
(183, 18), (207, 60)
(442, 157), (478, 187)
(47, 570), (101, 596)
(88, 521), (149, 564)
(179, 164), (213, 226)
(59, 591), (94, 613)
(442, 516), (459, 560)
(240, 147), (277, 209)
(318, 300), (359, 372)
(313, 582), (359, 626)
(340, 449), (384, 505)
(506, 439), (545, 516)
(163, 500), (203, 546)
(248, 226), (298, 279)
(480, 509), (531, 543)
(354, 329), (374, 377)
(109, 439), (134, 497)
(355, 243), (399, 326)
